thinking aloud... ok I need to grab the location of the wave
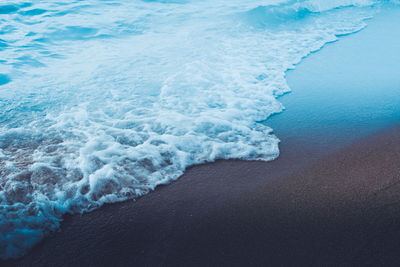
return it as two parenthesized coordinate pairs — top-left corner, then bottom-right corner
(0, 0), (395, 259)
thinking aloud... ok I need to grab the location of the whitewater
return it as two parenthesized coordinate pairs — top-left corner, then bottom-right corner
(0, 0), (397, 259)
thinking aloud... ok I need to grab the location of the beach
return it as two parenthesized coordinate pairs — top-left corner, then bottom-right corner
(3, 4), (400, 267)
(6, 127), (400, 266)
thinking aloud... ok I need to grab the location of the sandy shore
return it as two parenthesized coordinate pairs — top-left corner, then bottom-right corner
(3, 125), (400, 266)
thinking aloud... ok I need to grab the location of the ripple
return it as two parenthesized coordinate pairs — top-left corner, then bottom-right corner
(19, 9), (47, 17)
(47, 26), (99, 41)
(0, 74), (11, 86)
(0, 5), (19, 15)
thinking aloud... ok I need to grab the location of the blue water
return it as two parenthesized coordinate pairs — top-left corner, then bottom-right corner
(268, 6), (400, 150)
(0, 0), (397, 259)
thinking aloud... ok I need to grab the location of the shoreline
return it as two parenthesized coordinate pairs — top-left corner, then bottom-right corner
(7, 124), (400, 266)
(4, 5), (400, 266)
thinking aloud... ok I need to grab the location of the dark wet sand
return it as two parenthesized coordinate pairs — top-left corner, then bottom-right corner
(5, 124), (400, 266)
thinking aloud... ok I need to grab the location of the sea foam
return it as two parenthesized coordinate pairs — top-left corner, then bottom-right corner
(0, 0), (394, 259)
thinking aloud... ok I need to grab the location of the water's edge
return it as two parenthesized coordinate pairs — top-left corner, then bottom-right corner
(1, 0), (397, 259)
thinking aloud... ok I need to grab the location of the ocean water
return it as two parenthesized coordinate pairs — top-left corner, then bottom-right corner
(0, 0), (396, 259)
(268, 5), (400, 150)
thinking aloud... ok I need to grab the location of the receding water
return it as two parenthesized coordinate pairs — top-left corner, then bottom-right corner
(268, 6), (400, 149)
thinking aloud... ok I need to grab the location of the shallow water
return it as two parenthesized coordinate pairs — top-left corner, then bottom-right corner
(269, 6), (400, 149)
(0, 0), (397, 259)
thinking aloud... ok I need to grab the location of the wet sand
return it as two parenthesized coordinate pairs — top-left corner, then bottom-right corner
(5, 125), (400, 266)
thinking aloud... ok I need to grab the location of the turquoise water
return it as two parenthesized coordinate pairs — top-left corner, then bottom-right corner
(0, 0), (398, 259)
(268, 6), (400, 149)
